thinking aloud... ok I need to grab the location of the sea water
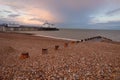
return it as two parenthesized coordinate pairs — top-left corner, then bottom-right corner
(18, 29), (120, 41)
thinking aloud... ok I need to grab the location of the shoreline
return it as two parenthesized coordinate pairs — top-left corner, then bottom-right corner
(1, 31), (120, 44)
(34, 34), (78, 41)
(14, 29), (120, 42)
(14, 31), (118, 42)
(17, 32), (120, 43)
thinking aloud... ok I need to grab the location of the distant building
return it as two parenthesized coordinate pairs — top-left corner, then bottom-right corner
(7, 23), (20, 27)
(0, 26), (6, 31)
(42, 22), (56, 28)
(0, 22), (59, 31)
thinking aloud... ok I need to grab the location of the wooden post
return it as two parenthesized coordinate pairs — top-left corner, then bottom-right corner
(76, 41), (80, 43)
(85, 38), (89, 41)
(55, 45), (59, 50)
(81, 39), (83, 42)
(71, 41), (75, 44)
(42, 49), (48, 54)
(84, 39), (87, 41)
(64, 43), (68, 47)
(20, 52), (29, 59)
(87, 38), (90, 40)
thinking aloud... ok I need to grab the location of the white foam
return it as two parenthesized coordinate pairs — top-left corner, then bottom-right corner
(34, 34), (79, 41)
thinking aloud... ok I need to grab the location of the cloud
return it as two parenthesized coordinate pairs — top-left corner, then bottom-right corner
(90, 15), (120, 24)
(90, 21), (120, 29)
(60, 0), (104, 10)
(25, 8), (58, 22)
(3, 10), (12, 13)
(8, 14), (20, 17)
(0, 17), (21, 24)
(0, 0), (104, 22)
(30, 18), (45, 22)
(106, 8), (120, 15)
(0, 0), (120, 29)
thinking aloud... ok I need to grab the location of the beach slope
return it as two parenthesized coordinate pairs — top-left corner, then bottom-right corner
(0, 32), (120, 80)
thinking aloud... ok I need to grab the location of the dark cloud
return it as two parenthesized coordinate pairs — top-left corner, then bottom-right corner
(3, 10), (12, 13)
(106, 8), (120, 15)
(0, 10), (11, 13)
(88, 21), (120, 30)
(0, 18), (20, 24)
(0, 18), (9, 24)
(8, 14), (20, 17)
(98, 21), (120, 26)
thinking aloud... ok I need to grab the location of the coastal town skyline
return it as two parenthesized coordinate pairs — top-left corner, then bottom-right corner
(0, 0), (120, 29)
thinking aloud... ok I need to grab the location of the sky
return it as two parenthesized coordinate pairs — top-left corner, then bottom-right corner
(0, 0), (120, 29)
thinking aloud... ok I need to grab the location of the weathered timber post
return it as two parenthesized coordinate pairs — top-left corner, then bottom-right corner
(64, 43), (68, 47)
(20, 52), (29, 59)
(55, 45), (59, 50)
(42, 48), (48, 54)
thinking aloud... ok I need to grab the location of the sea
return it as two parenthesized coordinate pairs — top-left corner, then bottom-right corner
(18, 29), (120, 42)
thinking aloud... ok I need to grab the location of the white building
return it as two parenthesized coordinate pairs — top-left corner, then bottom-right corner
(42, 22), (56, 28)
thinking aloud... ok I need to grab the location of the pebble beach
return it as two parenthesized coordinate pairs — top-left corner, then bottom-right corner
(0, 32), (120, 80)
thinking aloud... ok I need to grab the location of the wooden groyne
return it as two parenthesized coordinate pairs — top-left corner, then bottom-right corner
(77, 36), (112, 42)
(19, 36), (112, 57)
